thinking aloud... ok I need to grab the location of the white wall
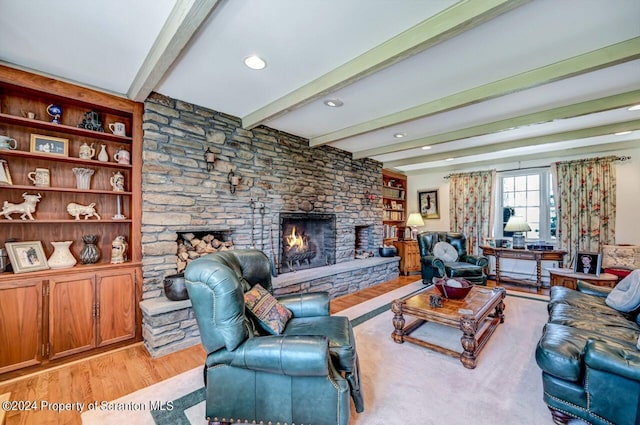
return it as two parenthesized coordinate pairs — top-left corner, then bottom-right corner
(405, 143), (640, 245)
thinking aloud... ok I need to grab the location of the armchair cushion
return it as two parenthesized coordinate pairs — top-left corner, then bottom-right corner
(433, 242), (458, 262)
(245, 284), (292, 335)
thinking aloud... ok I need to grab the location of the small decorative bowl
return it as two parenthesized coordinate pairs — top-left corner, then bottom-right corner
(379, 246), (398, 257)
(434, 277), (473, 299)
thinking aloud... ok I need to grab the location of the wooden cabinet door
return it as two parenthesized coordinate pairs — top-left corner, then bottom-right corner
(48, 273), (96, 360)
(0, 279), (43, 374)
(96, 268), (136, 347)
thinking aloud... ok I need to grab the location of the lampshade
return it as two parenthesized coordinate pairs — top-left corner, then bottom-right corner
(504, 216), (531, 232)
(406, 213), (425, 227)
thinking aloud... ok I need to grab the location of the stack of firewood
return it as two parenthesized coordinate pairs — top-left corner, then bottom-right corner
(176, 233), (234, 273)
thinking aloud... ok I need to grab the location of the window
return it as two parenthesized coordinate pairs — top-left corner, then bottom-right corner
(497, 169), (556, 243)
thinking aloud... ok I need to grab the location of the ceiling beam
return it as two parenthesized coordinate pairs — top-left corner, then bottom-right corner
(400, 139), (640, 176)
(384, 119), (640, 168)
(127, 0), (221, 102)
(311, 37), (640, 147)
(241, 0), (530, 130)
(353, 90), (640, 159)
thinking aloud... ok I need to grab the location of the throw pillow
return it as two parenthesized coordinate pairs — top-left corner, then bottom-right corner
(244, 284), (292, 335)
(605, 269), (640, 312)
(433, 241), (459, 263)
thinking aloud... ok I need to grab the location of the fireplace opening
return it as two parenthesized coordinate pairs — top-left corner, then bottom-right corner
(280, 213), (336, 273)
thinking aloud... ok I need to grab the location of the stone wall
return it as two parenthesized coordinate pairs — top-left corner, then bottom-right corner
(141, 93), (385, 300)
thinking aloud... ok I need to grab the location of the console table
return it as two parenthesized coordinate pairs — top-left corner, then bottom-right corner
(481, 246), (566, 293)
(548, 267), (618, 290)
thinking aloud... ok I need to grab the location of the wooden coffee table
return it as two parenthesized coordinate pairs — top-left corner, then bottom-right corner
(391, 285), (506, 369)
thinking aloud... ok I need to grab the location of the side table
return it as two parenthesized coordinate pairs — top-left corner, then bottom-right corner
(481, 246), (566, 293)
(548, 267), (618, 290)
(393, 240), (421, 276)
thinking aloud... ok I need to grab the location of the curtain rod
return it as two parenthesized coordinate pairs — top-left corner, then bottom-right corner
(443, 156), (631, 179)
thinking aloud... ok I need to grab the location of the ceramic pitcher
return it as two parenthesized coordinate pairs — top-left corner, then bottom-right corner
(79, 142), (95, 160)
(27, 168), (50, 187)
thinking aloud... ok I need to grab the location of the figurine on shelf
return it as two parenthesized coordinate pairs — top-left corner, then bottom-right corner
(110, 235), (128, 264)
(1, 192), (42, 220)
(77, 110), (104, 132)
(66, 202), (101, 220)
(46, 104), (62, 124)
(97, 144), (109, 162)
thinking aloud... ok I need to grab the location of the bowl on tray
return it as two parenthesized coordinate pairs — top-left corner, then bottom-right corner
(433, 277), (473, 299)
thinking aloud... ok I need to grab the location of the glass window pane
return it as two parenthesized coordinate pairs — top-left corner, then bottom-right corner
(514, 176), (527, 191)
(514, 192), (527, 206)
(527, 207), (539, 222)
(503, 192), (514, 206)
(527, 174), (539, 190)
(527, 191), (540, 206)
(503, 177), (514, 192)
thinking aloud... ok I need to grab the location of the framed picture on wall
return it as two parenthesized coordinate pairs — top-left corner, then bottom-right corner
(419, 189), (439, 219)
(30, 134), (69, 157)
(574, 251), (602, 276)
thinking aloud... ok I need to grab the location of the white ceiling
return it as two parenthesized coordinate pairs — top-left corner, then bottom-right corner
(1, 0), (639, 174)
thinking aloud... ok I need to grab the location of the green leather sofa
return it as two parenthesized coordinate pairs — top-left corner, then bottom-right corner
(417, 231), (488, 285)
(535, 281), (640, 425)
(184, 249), (363, 425)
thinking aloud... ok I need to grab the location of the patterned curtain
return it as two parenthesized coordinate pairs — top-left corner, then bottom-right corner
(449, 170), (496, 254)
(551, 156), (617, 268)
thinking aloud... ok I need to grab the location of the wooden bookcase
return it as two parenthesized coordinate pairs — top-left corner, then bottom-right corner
(382, 169), (407, 244)
(0, 65), (143, 375)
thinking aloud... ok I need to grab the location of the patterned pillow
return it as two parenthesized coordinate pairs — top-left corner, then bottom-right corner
(244, 284), (292, 335)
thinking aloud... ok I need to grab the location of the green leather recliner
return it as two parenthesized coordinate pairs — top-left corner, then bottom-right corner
(184, 249), (363, 425)
(417, 231), (488, 285)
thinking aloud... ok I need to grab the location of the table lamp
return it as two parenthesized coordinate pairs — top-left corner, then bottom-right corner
(504, 216), (531, 249)
(406, 213), (425, 240)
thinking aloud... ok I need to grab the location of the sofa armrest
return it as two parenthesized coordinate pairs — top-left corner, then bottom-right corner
(277, 292), (330, 317)
(585, 339), (640, 382)
(577, 280), (613, 297)
(210, 335), (331, 377)
(462, 255), (488, 267)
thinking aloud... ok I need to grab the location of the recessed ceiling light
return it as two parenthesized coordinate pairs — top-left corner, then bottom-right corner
(628, 104), (640, 111)
(323, 98), (343, 107)
(445, 158), (454, 161)
(614, 131), (632, 135)
(393, 133), (407, 138)
(421, 146), (432, 150)
(244, 55), (266, 70)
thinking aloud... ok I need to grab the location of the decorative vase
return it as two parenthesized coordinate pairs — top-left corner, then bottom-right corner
(79, 235), (100, 264)
(97, 144), (109, 162)
(48, 241), (76, 269)
(72, 167), (95, 189)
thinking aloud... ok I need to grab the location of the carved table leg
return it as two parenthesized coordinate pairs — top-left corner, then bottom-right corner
(459, 316), (478, 369)
(391, 299), (405, 343)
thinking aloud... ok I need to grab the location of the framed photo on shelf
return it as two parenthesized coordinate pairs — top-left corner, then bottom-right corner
(30, 134), (69, 157)
(419, 189), (439, 219)
(5, 241), (49, 274)
(0, 159), (12, 185)
(574, 251), (602, 276)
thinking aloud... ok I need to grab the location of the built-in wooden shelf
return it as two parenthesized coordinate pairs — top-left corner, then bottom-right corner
(0, 113), (133, 143)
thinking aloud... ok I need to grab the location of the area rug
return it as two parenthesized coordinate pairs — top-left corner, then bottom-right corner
(82, 284), (565, 425)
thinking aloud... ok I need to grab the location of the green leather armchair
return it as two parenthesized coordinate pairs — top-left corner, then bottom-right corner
(417, 231), (488, 285)
(184, 249), (363, 425)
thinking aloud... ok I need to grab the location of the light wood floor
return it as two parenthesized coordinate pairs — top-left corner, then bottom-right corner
(0, 275), (542, 425)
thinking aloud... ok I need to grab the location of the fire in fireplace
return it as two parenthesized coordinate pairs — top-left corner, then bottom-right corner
(280, 213), (336, 273)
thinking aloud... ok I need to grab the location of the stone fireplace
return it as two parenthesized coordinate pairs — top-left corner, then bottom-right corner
(280, 213), (336, 273)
